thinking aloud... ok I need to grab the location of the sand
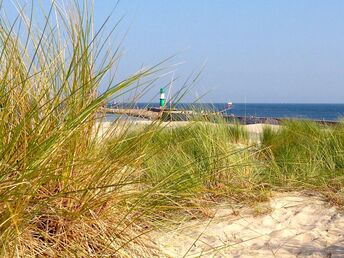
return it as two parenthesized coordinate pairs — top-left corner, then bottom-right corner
(244, 123), (280, 143)
(244, 123), (280, 134)
(151, 192), (344, 257)
(96, 120), (280, 142)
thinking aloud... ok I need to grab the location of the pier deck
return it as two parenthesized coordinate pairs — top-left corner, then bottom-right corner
(103, 107), (339, 125)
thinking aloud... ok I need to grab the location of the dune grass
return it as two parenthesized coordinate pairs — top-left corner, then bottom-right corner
(0, 1), (161, 256)
(135, 122), (259, 202)
(0, 1), (259, 255)
(261, 120), (344, 204)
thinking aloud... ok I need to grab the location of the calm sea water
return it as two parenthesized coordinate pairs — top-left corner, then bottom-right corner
(221, 103), (344, 121)
(109, 103), (344, 121)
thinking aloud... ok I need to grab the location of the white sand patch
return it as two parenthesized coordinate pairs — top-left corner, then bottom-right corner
(95, 120), (280, 141)
(94, 120), (191, 139)
(244, 123), (280, 134)
(152, 192), (344, 257)
(244, 123), (281, 143)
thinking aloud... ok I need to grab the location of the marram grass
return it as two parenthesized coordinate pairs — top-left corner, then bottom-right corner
(260, 120), (344, 204)
(0, 1), (257, 256)
(0, 1), (159, 257)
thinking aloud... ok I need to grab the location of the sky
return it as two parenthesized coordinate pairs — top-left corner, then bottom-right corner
(4, 0), (344, 103)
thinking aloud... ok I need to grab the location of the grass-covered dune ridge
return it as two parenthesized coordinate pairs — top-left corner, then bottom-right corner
(106, 122), (264, 212)
(261, 120), (344, 204)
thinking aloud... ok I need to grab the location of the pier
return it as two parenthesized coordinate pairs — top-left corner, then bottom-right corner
(103, 107), (339, 125)
(103, 107), (161, 120)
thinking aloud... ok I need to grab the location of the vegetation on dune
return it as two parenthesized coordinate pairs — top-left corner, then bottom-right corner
(133, 123), (260, 203)
(0, 1), (159, 256)
(261, 121), (344, 204)
(0, 0), (256, 255)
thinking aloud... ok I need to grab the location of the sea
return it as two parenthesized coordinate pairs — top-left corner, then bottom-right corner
(108, 103), (344, 121)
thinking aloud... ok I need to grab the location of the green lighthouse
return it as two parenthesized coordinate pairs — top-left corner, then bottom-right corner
(159, 88), (166, 108)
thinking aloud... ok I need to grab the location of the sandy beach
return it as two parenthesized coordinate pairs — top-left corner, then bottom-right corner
(152, 192), (344, 257)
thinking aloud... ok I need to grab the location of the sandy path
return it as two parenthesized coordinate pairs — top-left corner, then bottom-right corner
(152, 192), (344, 257)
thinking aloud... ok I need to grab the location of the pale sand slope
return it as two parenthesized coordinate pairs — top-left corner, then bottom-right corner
(244, 123), (280, 134)
(96, 120), (280, 141)
(94, 120), (190, 139)
(152, 192), (344, 258)
(244, 123), (280, 143)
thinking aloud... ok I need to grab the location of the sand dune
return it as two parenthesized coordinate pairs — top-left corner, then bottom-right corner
(152, 192), (344, 257)
(96, 120), (280, 141)
(96, 120), (344, 257)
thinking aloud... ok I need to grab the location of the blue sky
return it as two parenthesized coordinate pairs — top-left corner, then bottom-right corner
(94, 0), (344, 103)
(5, 1), (344, 103)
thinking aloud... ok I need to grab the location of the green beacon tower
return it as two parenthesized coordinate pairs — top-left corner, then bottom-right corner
(159, 88), (166, 108)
